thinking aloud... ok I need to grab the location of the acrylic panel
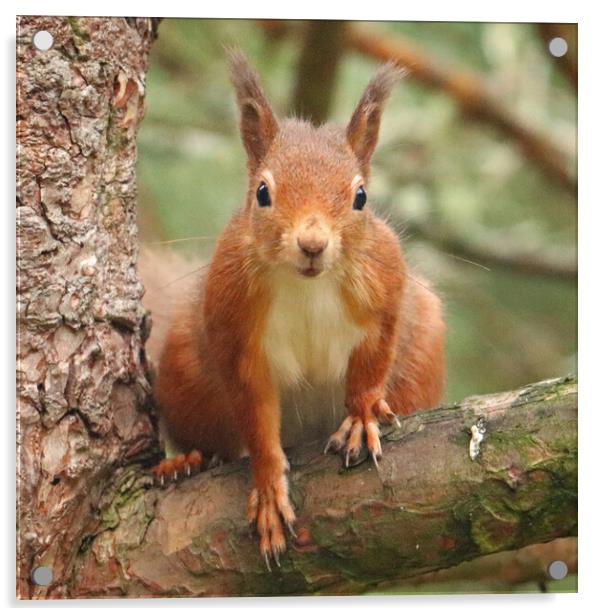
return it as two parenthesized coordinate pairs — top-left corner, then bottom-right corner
(16, 16), (577, 599)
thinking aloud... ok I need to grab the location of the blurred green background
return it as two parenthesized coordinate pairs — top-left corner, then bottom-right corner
(136, 19), (577, 594)
(137, 19), (577, 406)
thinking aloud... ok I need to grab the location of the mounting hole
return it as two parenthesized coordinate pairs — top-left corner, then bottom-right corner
(31, 566), (53, 586)
(32, 30), (54, 52)
(548, 37), (568, 58)
(547, 559), (568, 580)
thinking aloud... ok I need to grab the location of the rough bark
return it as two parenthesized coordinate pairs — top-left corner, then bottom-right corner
(69, 376), (576, 598)
(16, 16), (159, 599)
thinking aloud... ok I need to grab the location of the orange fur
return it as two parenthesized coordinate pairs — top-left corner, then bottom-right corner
(146, 51), (445, 562)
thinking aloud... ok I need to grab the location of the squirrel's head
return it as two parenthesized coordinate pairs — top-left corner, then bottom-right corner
(228, 49), (404, 279)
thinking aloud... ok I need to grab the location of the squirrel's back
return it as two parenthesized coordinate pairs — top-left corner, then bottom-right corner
(138, 246), (205, 366)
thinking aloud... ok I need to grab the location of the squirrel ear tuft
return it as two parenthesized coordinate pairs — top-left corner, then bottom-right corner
(226, 47), (279, 171)
(346, 61), (406, 173)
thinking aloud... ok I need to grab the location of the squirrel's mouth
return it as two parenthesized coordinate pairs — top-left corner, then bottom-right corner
(298, 266), (323, 278)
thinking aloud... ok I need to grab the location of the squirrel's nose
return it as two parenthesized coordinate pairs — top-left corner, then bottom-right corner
(297, 236), (329, 258)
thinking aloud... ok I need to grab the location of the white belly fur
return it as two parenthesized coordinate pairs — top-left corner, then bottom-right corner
(264, 270), (366, 388)
(263, 270), (367, 447)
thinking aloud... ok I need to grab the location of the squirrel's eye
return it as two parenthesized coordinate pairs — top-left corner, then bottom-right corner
(256, 182), (271, 207)
(353, 186), (367, 211)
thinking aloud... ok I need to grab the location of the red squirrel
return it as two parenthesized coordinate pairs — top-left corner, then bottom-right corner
(147, 50), (445, 563)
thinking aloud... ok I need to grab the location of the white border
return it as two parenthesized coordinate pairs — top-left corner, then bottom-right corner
(6, 0), (585, 21)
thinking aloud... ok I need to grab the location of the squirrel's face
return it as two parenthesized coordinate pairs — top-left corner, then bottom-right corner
(247, 123), (369, 279)
(228, 49), (404, 279)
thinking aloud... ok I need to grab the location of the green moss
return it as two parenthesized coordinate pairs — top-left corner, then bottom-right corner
(512, 376), (576, 407)
(66, 17), (91, 41)
(545, 424), (579, 455)
(65, 16), (91, 60)
(470, 513), (520, 553)
(98, 466), (153, 532)
(105, 106), (130, 154)
(533, 455), (577, 486)
(465, 464), (576, 554)
(482, 430), (549, 472)
(309, 500), (488, 585)
(452, 484), (522, 554)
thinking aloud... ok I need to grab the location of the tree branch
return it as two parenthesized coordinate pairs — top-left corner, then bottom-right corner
(537, 24), (577, 92)
(70, 376), (576, 598)
(383, 537), (576, 592)
(403, 219), (577, 282)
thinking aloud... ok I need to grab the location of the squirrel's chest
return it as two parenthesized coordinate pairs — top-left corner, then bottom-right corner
(263, 273), (366, 388)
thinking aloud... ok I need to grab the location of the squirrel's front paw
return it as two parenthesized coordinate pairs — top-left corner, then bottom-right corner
(247, 473), (296, 569)
(324, 398), (399, 467)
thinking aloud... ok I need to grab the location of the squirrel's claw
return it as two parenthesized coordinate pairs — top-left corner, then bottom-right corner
(261, 543), (283, 571)
(373, 399), (400, 427)
(263, 552), (272, 572)
(328, 399), (394, 469)
(324, 415), (353, 454)
(248, 474), (295, 570)
(371, 451), (380, 469)
(324, 437), (342, 455)
(151, 450), (203, 487)
(207, 453), (223, 469)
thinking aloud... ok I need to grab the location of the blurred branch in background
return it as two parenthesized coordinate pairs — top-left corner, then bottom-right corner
(401, 218), (577, 282)
(292, 20), (348, 123)
(345, 25), (577, 198)
(537, 24), (577, 91)
(260, 20), (576, 196)
(381, 537), (576, 593)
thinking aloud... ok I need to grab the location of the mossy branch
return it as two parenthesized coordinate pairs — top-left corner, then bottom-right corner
(69, 376), (577, 597)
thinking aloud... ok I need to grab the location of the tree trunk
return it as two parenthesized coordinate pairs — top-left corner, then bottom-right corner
(69, 376), (576, 598)
(16, 16), (159, 599)
(291, 20), (348, 124)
